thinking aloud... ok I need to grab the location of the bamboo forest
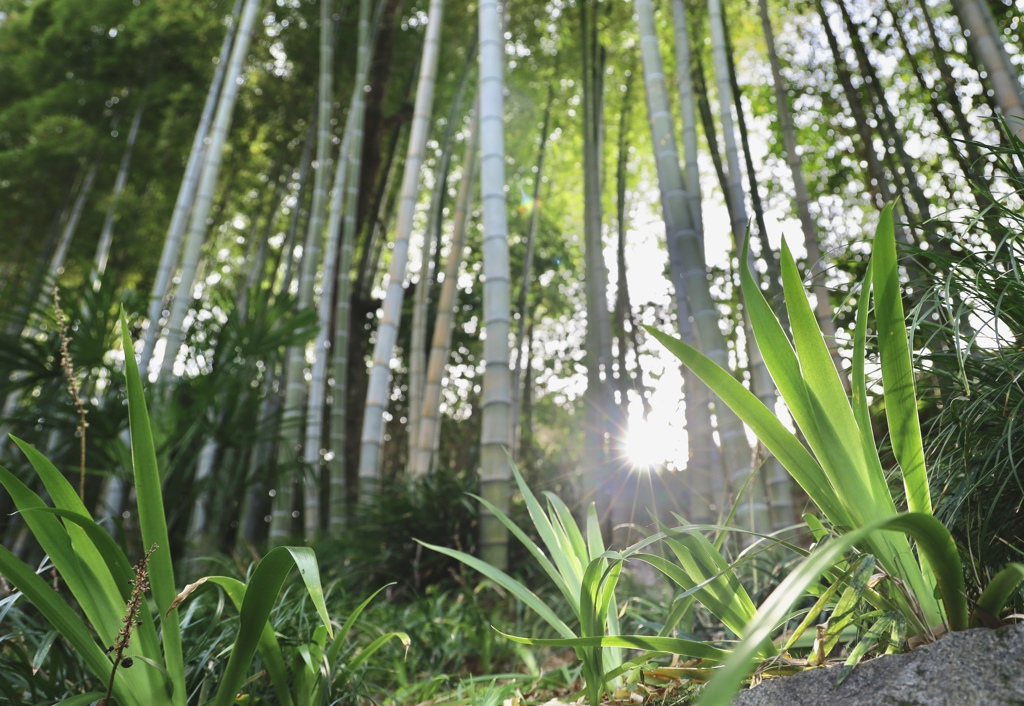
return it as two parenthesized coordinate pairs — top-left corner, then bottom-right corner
(3, 0), (1024, 702)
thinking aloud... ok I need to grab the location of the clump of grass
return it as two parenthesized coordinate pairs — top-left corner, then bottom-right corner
(101, 543), (157, 705)
(52, 284), (89, 501)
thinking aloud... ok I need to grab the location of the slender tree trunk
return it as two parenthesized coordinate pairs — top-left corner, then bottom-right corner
(240, 169), (285, 319)
(671, 0), (704, 234)
(328, 0), (374, 533)
(693, 55), (733, 219)
(950, 0), (1024, 134)
(157, 0), (263, 384)
(579, 0), (616, 535)
(519, 319), (536, 466)
(47, 161), (98, 281)
(94, 99), (146, 282)
(411, 105), (479, 477)
(478, 0), (513, 570)
(357, 0), (446, 500)
(270, 0), (341, 542)
(722, 18), (786, 323)
(669, 0), (720, 522)
(140, 0), (243, 375)
(356, 121), (403, 294)
(816, 0), (915, 251)
(913, 0), (990, 190)
(612, 69), (646, 427)
(816, 0), (894, 209)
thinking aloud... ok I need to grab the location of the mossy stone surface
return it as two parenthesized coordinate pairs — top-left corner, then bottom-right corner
(731, 623), (1024, 706)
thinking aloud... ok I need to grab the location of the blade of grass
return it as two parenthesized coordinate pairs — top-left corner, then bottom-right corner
(328, 583), (395, 664)
(974, 563), (1024, 627)
(192, 575), (293, 706)
(470, 493), (574, 607)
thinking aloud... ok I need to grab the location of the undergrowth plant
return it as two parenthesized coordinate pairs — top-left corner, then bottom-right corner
(423, 462), (730, 705)
(642, 205), (1024, 704)
(0, 311), (386, 705)
(908, 141), (1024, 593)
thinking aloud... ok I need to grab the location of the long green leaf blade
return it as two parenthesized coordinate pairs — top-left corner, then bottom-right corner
(871, 206), (930, 516)
(644, 326), (843, 522)
(119, 308), (186, 704)
(0, 544), (119, 698)
(417, 540), (576, 638)
(212, 546), (331, 706)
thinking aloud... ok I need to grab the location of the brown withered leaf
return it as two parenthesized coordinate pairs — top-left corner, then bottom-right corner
(164, 576), (211, 619)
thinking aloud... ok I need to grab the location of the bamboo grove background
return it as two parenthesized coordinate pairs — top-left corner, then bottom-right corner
(0, 0), (1022, 569)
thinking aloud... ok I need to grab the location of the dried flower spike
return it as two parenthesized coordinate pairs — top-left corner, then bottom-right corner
(52, 285), (89, 502)
(102, 543), (157, 704)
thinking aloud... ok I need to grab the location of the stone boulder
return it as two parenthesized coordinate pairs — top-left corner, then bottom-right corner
(730, 622), (1024, 706)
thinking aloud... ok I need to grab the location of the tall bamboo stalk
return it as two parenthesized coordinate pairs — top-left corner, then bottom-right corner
(157, 0), (263, 384)
(757, 0), (841, 372)
(671, 0), (703, 234)
(411, 105), (479, 477)
(328, 0), (375, 532)
(510, 82), (554, 459)
(140, 0), (243, 375)
(300, 0), (339, 541)
(636, 0), (753, 529)
(357, 0), (446, 500)
(950, 0), (1024, 134)
(478, 0), (513, 570)
(707, 0), (780, 532)
(579, 0), (616, 534)
(669, 0), (721, 521)
(408, 45), (474, 465)
(48, 162), (98, 281)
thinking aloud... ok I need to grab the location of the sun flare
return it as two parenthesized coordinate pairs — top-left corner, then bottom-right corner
(624, 416), (675, 470)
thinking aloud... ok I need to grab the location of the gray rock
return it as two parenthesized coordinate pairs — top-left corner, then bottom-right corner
(730, 623), (1024, 706)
